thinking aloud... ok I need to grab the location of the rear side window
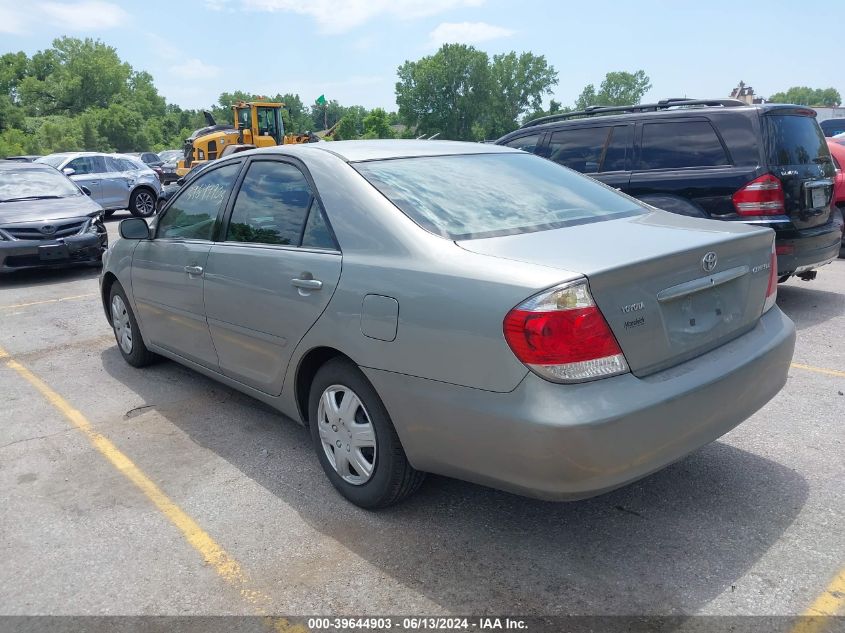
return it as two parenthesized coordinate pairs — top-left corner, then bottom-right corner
(638, 121), (730, 169)
(226, 161), (314, 246)
(764, 115), (829, 166)
(157, 163), (241, 240)
(502, 134), (541, 153)
(547, 127), (609, 173)
(355, 153), (644, 240)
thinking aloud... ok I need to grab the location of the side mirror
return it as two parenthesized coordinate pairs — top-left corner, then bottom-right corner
(62, 167), (76, 176)
(80, 186), (92, 196)
(119, 218), (151, 240)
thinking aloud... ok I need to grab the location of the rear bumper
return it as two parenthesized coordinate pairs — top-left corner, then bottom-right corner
(364, 307), (795, 501)
(775, 210), (844, 275)
(0, 233), (106, 272)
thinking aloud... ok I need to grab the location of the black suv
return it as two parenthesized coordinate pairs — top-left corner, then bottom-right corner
(497, 99), (844, 280)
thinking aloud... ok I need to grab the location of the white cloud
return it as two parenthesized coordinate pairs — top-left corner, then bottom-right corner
(238, 0), (485, 33)
(169, 58), (222, 80)
(0, 1), (128, 33)
(38, 1), (129, 30)
(428, 21), (514, 47)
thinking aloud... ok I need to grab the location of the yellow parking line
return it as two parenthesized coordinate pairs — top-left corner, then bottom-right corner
(791, 363), (845, 378)
(0, 343), (305, 631)
(791, 567), (845, 633)
(0, 293), (97, 311)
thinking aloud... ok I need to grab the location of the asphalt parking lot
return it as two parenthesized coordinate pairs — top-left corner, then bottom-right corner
(0, 215), (843, 627)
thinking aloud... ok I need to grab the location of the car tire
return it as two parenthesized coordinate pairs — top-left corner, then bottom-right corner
(309, 358), (425, 508)
(129, 188), (157, 218)
(109, 282), (157, 367)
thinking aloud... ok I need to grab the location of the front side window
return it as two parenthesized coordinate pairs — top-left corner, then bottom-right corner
(355, 153), (644, 240)
(547, 127), (611, 173)
(236, 107), (251, 129)
(157, 163), (241, 240)
(66, 156), (100, 175)
(502, 134), (541, 153)
(638, 120), (730, 170)
(256, 107), (280, 143)
(226, 161), (314, 246)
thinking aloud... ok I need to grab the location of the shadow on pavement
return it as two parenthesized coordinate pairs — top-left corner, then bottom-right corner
(0, 264), (100, 289)
(100, 345), (809, 615)
(777, 281), (844, 331)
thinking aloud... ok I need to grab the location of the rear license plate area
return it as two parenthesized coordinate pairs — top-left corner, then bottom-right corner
(38, 243), (70, 261)
(811, 187), (826, 209)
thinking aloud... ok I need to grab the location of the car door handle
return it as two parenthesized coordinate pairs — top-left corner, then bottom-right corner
(291, 277), (322, 290)
(184, 265), (204, 276)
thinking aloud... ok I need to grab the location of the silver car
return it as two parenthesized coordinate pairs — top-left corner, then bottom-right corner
(36, 152), (161, 218)
(100, 140), (796, 508)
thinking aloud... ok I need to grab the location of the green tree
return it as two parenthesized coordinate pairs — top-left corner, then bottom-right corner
(484, 52), (558, 138)
(575, 70), (652, 110)
(362, 108), (395, 139)
(334, 114), (358, 140)
(396, 44), (492, 141)
(768, 87), (841, 107)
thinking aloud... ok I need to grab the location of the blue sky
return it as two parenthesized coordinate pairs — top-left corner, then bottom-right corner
(1, 0), (843, 112)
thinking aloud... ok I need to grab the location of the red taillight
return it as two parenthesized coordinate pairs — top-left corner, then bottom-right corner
(503, 281), (629, 383)
(733, 174), (785, 216)
(764, 241), (778, 313)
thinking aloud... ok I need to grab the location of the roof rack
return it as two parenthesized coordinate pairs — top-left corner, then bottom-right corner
(519, 98), (748, 129)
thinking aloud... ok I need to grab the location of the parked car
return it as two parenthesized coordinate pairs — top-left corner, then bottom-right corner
(820, 118), (845, 137)
(157, 149), (183, 185)
(128, 152), (165, 182)
(36, 152), (161, 218)
(826, 139), (845, 257)
(0, 161), (107, 272)
(497, 99), (844, 282)
(102, 140), (795, 508)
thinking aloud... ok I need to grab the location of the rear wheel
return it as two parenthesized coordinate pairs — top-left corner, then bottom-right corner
(109, 283), (157, 367)
(129, 188), (156, 218)
(309, 358), (425, 508)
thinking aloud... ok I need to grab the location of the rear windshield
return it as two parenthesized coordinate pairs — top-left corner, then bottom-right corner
(354, 153), (644, 240)
(764, 115), (829, 166)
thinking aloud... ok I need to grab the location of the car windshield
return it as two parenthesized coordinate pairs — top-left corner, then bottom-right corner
(35, 155), (68, 168)
(354, 153), (645, 240)
(159, 150), (182, 162)
(0, 168), (81, 201)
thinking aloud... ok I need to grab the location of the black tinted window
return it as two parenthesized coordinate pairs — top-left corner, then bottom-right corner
(227, 161), (312, 246)
(548, 127), (610, 173)
(157, 163), (240, 240)
(638, 121), (730, 169)
(765, 115), (829, 166)
(602, 126), (631, 172)
(355, 153), (644, 240)
(502, 134), (541, 153)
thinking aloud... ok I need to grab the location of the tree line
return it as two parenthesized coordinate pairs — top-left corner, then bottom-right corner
(0, 37), (840, 158)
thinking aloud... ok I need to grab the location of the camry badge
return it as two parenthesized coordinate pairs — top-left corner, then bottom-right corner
(701, 251), (718, 273)
(39, 225), (57, 235)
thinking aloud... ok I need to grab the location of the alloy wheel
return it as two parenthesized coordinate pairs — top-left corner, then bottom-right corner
(134, 191), (155, 216)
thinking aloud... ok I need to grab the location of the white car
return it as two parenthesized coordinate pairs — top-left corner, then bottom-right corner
(36, 152), (161, 217)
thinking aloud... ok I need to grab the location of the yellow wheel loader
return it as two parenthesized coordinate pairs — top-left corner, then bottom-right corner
(176, 101), (319, 177)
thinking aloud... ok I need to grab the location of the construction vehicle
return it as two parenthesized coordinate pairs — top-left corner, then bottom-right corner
(176, 101), (320, 177)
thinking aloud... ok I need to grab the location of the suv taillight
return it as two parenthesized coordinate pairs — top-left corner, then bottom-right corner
(733, 174), (785, 216)
(503, 280), (629, 383)
(763, 241), (778, 313)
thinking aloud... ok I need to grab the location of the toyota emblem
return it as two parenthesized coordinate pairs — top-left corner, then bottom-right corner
(701, 251), (718, 273)
(39, 225), (57, 235)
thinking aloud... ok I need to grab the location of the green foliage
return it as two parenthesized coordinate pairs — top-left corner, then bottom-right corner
(768, 87), (841, 107)
(334, 114), (359, 141)
(396, 44), (558, 141)
(574, 70), (652, 110)
(362, 108), (395, 139)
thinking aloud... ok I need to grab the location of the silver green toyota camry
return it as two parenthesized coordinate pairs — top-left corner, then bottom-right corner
(100, 140), (795, 508)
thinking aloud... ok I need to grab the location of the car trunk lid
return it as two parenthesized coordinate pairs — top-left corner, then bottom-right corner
(458, 211), (775, 377)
